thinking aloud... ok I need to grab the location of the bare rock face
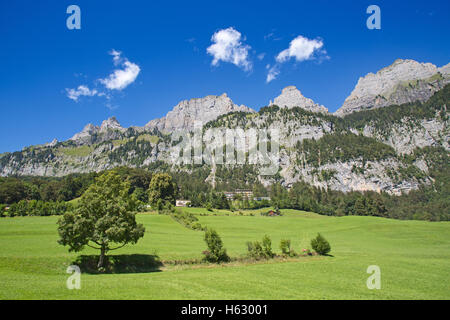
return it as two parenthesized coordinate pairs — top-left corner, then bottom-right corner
(335, 59), (450, 116)
(439, 62), (450, 76)
(145, 93), (255, 132)
(45, 138), (58, 147)
(70, 123), (99, 145)
(355, 115), (450, 155)
(70, 117), (125, 145)
(100, 116), (124, 132)
(269, 86), (328, 113)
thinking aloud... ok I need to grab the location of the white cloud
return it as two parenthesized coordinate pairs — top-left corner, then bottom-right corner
(109, 49), (122, 65)
(266, 35), (328, 82)
(266, 65), (280, 83)
(100, 50), (141, 91)
(207, 27), (252, 71)
(66, 85), (99, 101)
(276, 35), (324, 63)
(66, 50), (140, 106)
(257, 53), (266, 61)
(100, 61), (140, 91)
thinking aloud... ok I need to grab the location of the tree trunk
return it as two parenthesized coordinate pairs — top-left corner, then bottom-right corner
(98, 246), (106, 269)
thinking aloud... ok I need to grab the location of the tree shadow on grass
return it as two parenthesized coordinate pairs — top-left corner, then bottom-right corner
(72, 254), (163, 274)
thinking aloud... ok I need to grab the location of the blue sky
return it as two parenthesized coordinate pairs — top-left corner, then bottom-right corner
(1, 0), (449, 153)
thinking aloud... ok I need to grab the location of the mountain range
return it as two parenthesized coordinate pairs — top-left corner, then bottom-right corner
(1, 59), (449, 196)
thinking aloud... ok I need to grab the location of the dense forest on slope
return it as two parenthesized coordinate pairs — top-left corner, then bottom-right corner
(294, 133), (397, 166)
(341, 84), (449, 136)
(386, 146), (450, 220)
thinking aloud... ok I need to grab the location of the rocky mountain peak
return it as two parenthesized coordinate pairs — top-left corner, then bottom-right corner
(269, 86), (328, 113)
(145, 93), (255, 132)
(83, 123), (99, 133)
(70, 117), (125, 145)
(69, 123), (99, 144)
(335, 59), (450, 116)
(100, 116), (123, 132)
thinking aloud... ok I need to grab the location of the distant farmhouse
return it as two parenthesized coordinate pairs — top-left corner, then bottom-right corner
(261, 209), (282, 217)
(176, 200), (190, 207)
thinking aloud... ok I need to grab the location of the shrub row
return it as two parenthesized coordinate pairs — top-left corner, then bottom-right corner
(248, 234), (331, 259)
(1, 200), (73, 217)
(202, 230), (331, 264)
(170, 210), (206, 231)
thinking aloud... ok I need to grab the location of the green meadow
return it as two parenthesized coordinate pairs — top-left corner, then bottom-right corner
(0, 208), (449, 300)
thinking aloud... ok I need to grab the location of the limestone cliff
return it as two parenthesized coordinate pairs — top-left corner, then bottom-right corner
(335, 59), (450, 116)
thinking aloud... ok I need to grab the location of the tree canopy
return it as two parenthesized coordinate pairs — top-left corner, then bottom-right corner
(57, 170), (145, 269)
(148, 173), (177, 208)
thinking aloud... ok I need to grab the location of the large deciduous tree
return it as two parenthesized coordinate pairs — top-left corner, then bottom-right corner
(57, 171), (145, 269)
(148, 173), (177, 208)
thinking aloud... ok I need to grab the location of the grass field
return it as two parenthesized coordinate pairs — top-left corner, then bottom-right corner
(0, 208), (449, 299)
(57, 145), (93, 157)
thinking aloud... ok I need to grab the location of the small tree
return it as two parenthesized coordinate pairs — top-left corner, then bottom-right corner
(203, 229), (229, 263)
(247, 241), (264, 259)
(262, 235), (274, 258)
(57, 171), (145, 270)
(247, 235), (274, 259)
(280, 239), (295, 257)
(311, 233), (331, 255)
